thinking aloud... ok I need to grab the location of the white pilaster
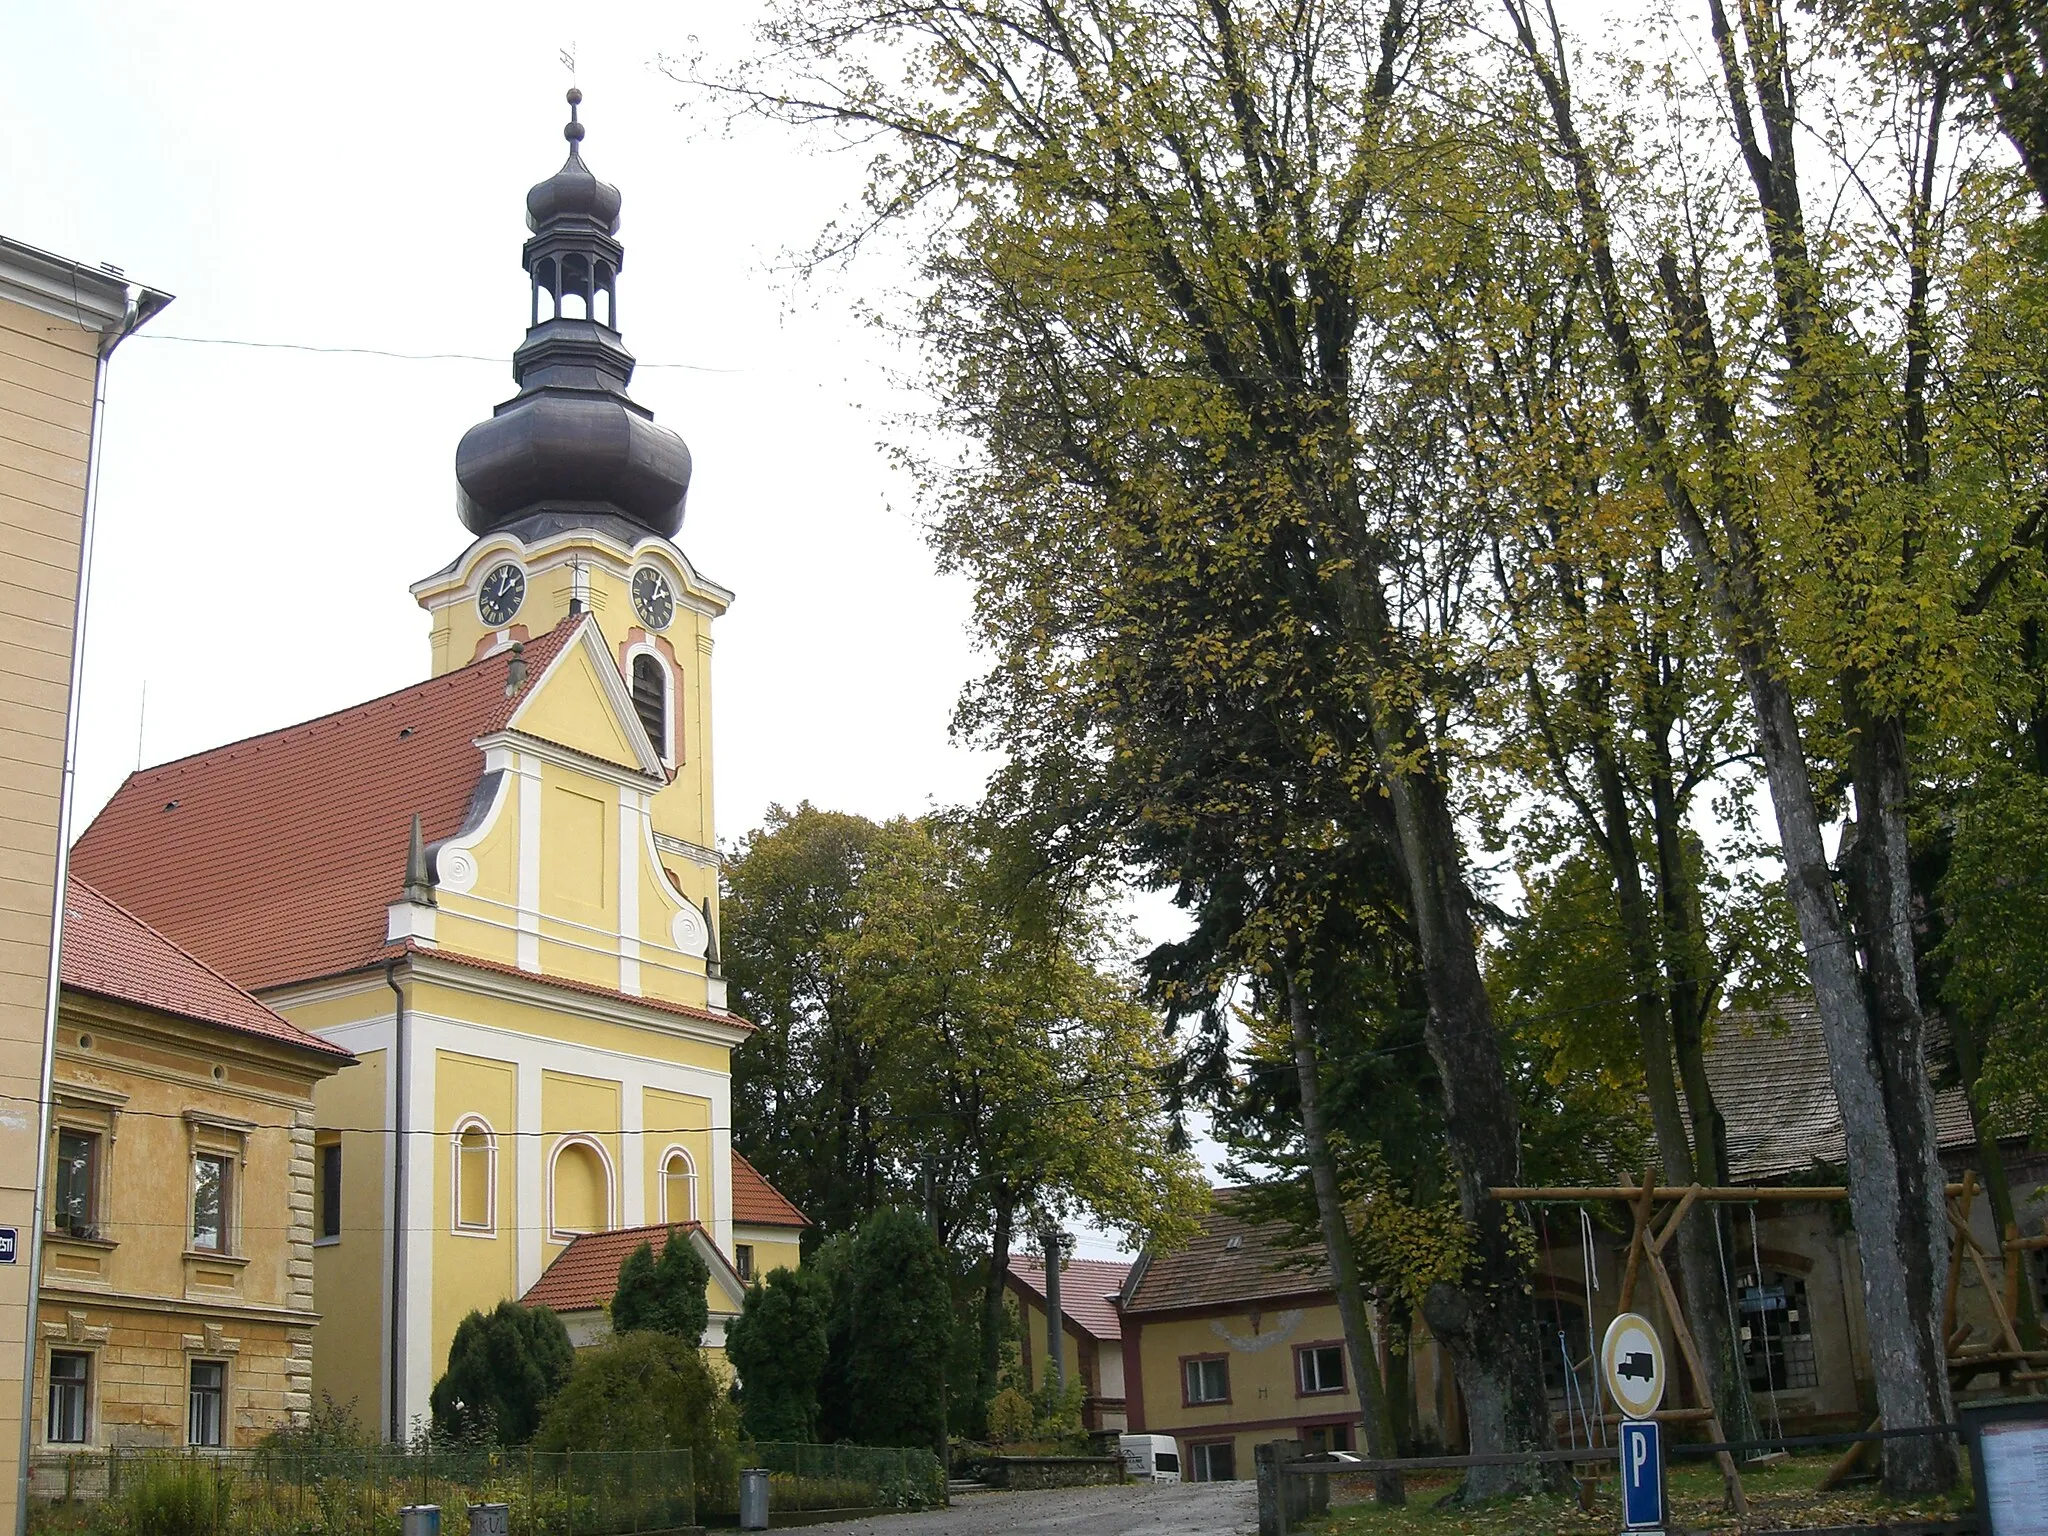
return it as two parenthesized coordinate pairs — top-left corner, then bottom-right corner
(516, 752), (542, 971)
(403, 1027), (439, 1436)
(616, 786), (642, 995)
(517, 1062), (544, 1293)
(711, 1074), (733, 1256)
(620, 1076), (646, 1227)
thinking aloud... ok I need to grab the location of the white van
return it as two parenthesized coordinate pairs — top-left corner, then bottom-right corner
(1118, 1434), (1182, 1483)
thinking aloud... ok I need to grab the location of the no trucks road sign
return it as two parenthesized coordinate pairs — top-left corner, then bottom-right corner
(1600, 1312), (1667, 1420)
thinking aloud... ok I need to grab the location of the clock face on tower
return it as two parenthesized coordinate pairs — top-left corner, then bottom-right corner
(478, 562), (525, 626)
(632, 566), (675, 630)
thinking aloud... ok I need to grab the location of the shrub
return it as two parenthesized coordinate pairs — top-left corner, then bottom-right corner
(533, 1330), (738, 1465)
(429, 1299), (574, 1445)
(121, 1459), (230, 1536)
(986, 1388), (1034, 1444)
(834, 1207), (952, 1449)
(610, 1229), (711, 1343)
(726, 1266), (828, 1441)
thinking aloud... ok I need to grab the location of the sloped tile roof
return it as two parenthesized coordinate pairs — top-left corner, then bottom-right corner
(71, 619), (586, 993)
(1707, 997), (1976, 1180)
(521, 1222), (744, 1314)
(1121, 1191), (1332, 1316)
(731, 1151), (808, 1228)
(61, 876), (350, 1059)
(1007, 1255), (1130, 1342)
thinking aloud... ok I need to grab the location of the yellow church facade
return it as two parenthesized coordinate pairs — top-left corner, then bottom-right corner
(70, 91), (803, 1441)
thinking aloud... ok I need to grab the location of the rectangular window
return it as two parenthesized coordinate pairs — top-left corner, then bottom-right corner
(1303, 1423), (1353, 1454)
(189, 1360), (225, 1448)
(54, 1129), (99, 1238)
(1738, 1271), (1819, 1392)
(1297, 1343), (1345, 1395)
(316, 1142), (342, 1242)
(47, 1352), (89, 1444)
(1183, 1355), (1229, 1405)
(192, 1153), (231, 1252)
(1188, 1440), (1235, 1482)
(735, 1244), (755, 1283)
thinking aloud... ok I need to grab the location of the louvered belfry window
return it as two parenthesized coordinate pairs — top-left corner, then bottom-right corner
(632, 654), (666, 755)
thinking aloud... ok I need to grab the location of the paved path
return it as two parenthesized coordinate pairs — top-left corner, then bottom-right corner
(807, 1481), (1257, 1536)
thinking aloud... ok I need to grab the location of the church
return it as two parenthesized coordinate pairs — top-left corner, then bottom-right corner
(69, 91), (804, 1441)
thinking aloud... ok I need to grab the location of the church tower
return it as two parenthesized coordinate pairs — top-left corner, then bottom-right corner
(72, 93), (808, 1445)
(411, 88), (728, 927)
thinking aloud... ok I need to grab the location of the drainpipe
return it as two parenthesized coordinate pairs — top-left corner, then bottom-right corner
(385, 961), (407, 1444)
(17, 275), (170, 1536)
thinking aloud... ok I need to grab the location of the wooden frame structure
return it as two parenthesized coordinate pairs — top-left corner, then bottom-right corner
(1494, 1172), (2048, 1508)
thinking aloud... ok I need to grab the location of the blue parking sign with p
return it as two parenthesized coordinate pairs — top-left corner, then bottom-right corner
(1620, 1418), (1663, 1530)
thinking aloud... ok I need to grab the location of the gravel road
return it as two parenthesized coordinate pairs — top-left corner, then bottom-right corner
(804, 1481), (1258, 1535)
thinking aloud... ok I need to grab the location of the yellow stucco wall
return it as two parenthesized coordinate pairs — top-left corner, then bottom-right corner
(432, 1053), (518, 1381)
(309, 1047), (387, 1426)
(643, 1087), (713, 1227)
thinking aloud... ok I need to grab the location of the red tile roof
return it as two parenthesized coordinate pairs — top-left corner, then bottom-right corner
(521, 1223), (738, 1314)
(731, 1151), (808, 1228)
(1007, 1255), (1131, 1342)
(71, 620), (586, 993)
(1121, 1191), (1332, 1315)
(60, 877), (350, 1060)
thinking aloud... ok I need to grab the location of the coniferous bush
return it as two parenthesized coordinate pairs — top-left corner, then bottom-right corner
(428, 1299), (574, 1445)
(833, 1206), (952, 1449)
(610, 1229), (711, 1342)
(727, 1265), (829, 1440)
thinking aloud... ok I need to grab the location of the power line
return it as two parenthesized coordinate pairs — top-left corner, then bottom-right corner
(128, 332), (743, 373)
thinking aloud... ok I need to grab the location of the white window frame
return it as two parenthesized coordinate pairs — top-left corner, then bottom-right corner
(546, 1134), (616, 1241)
(658, 1145), (699, 1224)
(450, 1116), (498, 1236)
(45, 1348), (94, 1448)
(187, 1357), (228, 1449)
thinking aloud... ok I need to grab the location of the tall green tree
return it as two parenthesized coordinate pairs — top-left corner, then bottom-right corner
(827, 1207), (953, 1449)
(429, 1301), (574, 1446)
(726, 1267), (831, 1442)
(611, 1230), (711, 1344)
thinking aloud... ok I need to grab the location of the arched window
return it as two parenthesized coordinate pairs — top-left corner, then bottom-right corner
(631, 654), (668, 758)
(660, 1147), (698, 1224)
(452, 1117), (496, 1234)
(548, 1136), (613, 1240)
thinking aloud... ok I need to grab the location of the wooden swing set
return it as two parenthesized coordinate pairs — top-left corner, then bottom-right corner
(1492, 1169), (2048, 1513)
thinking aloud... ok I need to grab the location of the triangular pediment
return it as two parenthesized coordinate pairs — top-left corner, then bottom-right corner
(502, 619), (663, 778)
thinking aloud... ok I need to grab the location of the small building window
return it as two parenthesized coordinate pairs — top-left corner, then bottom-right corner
(188, 1360), (226, 1448)
(1739, 1270), (1819, 1392)
(735, 1244), (755, 1283)
(1184, 1356), (1229, 1405)
(53, 1129), (100, 1238)
(1534, 1295), (1592, 1411)
(1187, 1440), (1235, 1482)
(316, 1142), (342, 1242)
(1302, 1423), (1352, 1454)
(47, 1352), (89, 1444)
(191, 1153), (231, 1252)
(1296, 1343), (1345, 1396)
(661, 1148), (698, 1224)
(454, 1119), (496, 1233)
(632, 654), (667, 756)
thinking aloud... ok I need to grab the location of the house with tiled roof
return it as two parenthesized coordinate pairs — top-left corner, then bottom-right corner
(29, 878), (350, 1463)
(67, 98), (806, 1437)
(1114, 1192), (1370, 1481)
(1004, 1254), (1130, 1430)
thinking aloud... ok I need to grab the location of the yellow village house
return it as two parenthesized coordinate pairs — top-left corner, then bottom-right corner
(70, 91), (804, 1439)
(31, 877), (350, 1464)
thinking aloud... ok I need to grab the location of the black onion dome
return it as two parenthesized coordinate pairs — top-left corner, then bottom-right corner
(455, 89), (691, 540)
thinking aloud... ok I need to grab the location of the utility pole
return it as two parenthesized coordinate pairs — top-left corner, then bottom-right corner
(1041, 1223), (1065, 1397)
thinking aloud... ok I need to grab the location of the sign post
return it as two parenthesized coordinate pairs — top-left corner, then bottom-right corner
(1601, 1312), (1668, 1534)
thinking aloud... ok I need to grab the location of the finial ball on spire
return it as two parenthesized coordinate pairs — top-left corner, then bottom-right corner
(565, 87), (585, 142)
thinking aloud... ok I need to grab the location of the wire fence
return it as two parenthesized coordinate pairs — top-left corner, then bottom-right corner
(26, 1446), (696, 1536)
(27, 1440), (948, 1534)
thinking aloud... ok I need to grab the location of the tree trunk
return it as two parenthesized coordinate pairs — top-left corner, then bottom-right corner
(978, 1190), (1015, 1434)
(1383, 1294), (1415, 1455)
(1376, 750), (1554, 1495)
(1286, 973), (1403, 1503)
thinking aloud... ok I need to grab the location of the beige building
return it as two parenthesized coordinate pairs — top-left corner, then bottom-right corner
(29, 877), (349, 1473)
(1005, 1254), (1129, 1431)
(1, 237), (168, 1531)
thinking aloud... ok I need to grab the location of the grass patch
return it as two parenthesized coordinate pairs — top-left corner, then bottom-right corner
(1315, 1453), (1973, 1534)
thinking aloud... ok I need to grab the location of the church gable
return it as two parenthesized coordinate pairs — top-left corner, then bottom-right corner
(503, 618), (664, 779)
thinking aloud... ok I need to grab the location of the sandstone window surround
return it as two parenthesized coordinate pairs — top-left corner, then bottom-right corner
(183, 1111), (255, 1271)
(46, 1084), (126, 1247)
(37, 1311), (111, 1450)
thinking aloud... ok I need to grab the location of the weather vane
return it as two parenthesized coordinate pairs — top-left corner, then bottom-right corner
(559, 42), (577, 79)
